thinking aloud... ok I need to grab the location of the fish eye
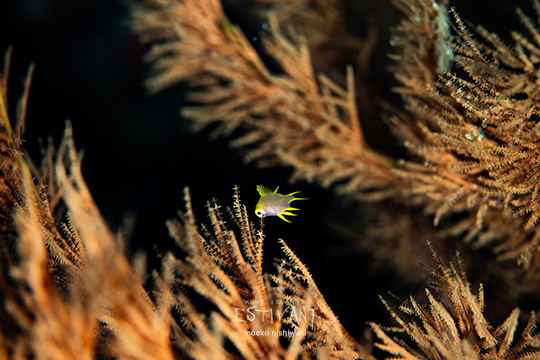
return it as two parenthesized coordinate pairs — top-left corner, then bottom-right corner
(256, 210), (262, 217)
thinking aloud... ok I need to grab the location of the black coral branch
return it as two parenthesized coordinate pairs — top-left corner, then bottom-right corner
(131, 0), (540, 278)
(389, 0), (540, 274)
(371, 243), (540, 359)
(158, 185), (370, 359)
(130, 0), (399, 199)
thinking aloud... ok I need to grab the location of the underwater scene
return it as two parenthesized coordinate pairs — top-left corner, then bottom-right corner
(1, 0), (540, 358)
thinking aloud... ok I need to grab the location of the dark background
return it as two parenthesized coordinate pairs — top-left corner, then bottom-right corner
(0, 0), (529, 342)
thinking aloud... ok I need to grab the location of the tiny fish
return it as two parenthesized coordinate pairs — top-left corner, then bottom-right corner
(254, 185), (308, 223)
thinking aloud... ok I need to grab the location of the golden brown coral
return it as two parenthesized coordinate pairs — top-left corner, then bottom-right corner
(130, 0), (540, 285)
(372, 243), (540, 359)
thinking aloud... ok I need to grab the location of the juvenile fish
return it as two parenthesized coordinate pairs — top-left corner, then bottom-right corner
(254, 185), (308, 223)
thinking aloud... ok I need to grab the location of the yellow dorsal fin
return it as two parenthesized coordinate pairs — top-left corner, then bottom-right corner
(256, 185), (276, 196)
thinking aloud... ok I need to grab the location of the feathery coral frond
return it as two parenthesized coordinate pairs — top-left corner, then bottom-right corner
(130, 0), (540, 299)
(388, 0), (540, 272)
(159, 185), (371, 359)
(130, 0), (400, 200)
(372, 243), (540, 359)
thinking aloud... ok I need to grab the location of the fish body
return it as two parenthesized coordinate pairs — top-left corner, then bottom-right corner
(254, 185), (308, 223)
